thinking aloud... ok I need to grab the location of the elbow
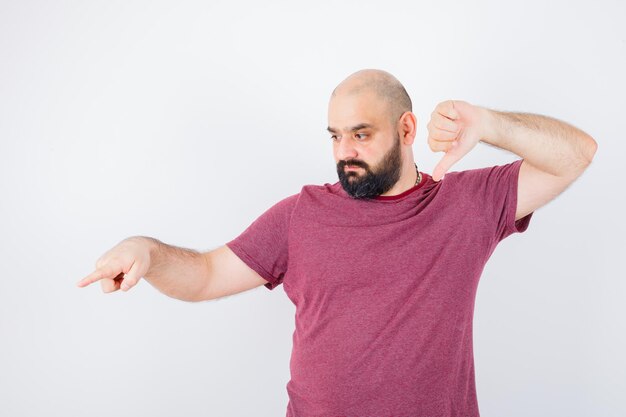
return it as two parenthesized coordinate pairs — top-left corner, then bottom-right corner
(583, 135), (598, 165)
(565, 134), (597, 179)
(166, 291), (206, 303)
(179, 293), (206, 303)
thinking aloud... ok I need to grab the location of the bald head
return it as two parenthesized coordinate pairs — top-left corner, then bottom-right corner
(331, 69), (412, 125)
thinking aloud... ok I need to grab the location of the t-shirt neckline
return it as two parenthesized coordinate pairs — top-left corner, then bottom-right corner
(373, 171), (429, 201)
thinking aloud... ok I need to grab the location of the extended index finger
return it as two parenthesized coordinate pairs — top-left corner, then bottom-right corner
(76, 266), (122, 288)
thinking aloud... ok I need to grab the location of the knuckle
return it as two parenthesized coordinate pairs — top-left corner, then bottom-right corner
(99, 264), (115, 275)
(431, 132), (444, 141)
(100, 279), (116, 293)
(107, 254), (122, 264)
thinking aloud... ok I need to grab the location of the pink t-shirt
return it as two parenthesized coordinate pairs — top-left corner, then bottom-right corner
(226, 159), (533, 417)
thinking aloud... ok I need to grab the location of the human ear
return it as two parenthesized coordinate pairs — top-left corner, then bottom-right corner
(398, 111), (417, 145)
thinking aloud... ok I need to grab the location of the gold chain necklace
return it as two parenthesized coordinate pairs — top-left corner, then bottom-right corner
(414, 163), (422, 186)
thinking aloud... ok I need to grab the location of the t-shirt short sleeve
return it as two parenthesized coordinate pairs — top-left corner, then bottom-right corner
(453, 158), (533, 243)
(225, 192), (300, 290)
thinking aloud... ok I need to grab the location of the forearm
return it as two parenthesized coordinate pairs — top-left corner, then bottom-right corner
(480, 108), (598, 177)
(140, 237), (210, 302)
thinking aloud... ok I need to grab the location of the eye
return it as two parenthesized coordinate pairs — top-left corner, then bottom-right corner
(355, 133), (367, 140)
(330, 135), (339, 141)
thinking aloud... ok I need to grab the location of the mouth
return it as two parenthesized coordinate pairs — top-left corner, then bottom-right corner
(345, 165), (362, 171)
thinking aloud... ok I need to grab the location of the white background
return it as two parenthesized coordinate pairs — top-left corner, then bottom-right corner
(1, 0), (624, 416)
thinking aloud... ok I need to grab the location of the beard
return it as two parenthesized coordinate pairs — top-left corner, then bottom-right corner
(336, 132), (402, 199)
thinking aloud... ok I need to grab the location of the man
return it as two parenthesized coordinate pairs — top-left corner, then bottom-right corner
(77, 69), (597, 416)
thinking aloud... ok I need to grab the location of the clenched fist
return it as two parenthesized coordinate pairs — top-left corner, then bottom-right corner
(76, 236), (154, 293)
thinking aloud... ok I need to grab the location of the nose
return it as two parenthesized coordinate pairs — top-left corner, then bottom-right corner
(335, 136), (358, 161)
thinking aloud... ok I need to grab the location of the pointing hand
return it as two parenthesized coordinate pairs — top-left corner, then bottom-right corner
(76, 237), (153, 293)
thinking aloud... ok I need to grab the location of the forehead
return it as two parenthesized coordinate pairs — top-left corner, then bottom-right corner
(327, 90), (390, 131)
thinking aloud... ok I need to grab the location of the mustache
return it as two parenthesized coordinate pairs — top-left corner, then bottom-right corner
(337, 159), (369, 170)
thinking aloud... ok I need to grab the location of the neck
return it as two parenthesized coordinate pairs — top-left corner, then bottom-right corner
(379, 161), (420, 197)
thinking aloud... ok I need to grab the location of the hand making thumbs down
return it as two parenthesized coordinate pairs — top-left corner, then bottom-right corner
(427, 99), (490, 181)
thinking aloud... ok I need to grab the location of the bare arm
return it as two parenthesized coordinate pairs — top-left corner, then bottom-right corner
(482, 110), (596, 177)
(146, 240), (268, 301)
(427, 100), (598, 220)
(481, 109), (597, 220)
(77, 236), (268, 302)
(141, 237), (211, 302)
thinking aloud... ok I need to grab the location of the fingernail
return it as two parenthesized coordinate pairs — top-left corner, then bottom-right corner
(121, 283), (129, 291)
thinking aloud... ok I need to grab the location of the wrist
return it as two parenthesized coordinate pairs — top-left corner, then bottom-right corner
(127, 235), (162, 275)
(146, 237), (162, 272)
(478, 107), (502, 147)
